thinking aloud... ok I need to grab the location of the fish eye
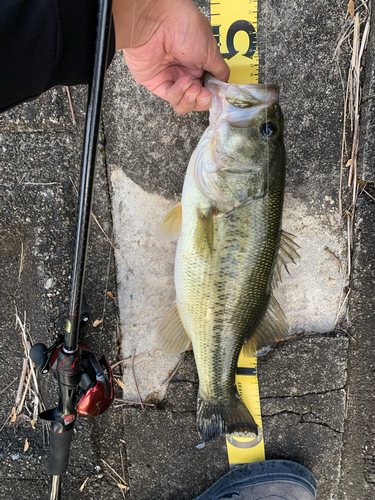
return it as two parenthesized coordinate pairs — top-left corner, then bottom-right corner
(261, 121), (277, 138)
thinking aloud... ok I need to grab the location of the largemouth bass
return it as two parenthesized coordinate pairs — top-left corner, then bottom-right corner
(156, 75), (299, 443)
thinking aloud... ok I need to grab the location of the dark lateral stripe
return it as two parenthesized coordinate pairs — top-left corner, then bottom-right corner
(236, 367), (257, 376)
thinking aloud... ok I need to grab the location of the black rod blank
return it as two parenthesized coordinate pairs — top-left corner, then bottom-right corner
(65, 0), (113, 352)
(47, 1), (113, 499)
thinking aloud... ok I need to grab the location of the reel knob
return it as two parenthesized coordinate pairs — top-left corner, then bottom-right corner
(30, 343), (49, 374)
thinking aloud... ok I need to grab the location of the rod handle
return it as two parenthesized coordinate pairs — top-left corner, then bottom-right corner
(47, 428), (74, 476)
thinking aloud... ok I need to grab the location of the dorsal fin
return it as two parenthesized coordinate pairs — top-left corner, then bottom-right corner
(243, 294), (288, 357)
(156, 304), (191, 354)
(194, 206), (214, 259)
(155, 203), (182, 241)
(271, 230), (300, 288)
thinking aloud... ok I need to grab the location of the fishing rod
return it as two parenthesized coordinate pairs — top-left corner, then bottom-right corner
(29, 1), (114, 498)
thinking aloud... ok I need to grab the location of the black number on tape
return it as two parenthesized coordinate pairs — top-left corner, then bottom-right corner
(213, 20), (257, 60)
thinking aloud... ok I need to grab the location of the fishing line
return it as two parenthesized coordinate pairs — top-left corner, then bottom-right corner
(210, 0), (266, 466)
(130, 0), (137, 49)
(265, 0), (269, 246)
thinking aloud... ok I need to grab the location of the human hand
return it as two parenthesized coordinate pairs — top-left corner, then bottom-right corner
(113, 0), (230, 114)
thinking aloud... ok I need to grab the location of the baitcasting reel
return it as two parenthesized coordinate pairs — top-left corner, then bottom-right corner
(30, 297), (114, 419)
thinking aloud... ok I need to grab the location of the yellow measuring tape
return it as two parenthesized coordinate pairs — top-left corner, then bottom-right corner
(211, 0), (259, 84)
(210, 0), (265, 466)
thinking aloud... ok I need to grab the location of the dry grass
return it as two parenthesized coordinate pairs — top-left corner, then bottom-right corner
(4, 310), (50, 445)
(333, 0), (372, 328)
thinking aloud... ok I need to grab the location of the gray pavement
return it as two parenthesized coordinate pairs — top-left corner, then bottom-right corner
(1, 1), (375, 500)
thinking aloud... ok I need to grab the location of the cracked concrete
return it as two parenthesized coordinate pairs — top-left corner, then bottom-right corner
(258, 337), (347, 500)
(261, 389), (346, 434)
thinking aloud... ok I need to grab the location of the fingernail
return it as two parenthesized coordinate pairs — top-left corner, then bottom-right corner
(188, 92), (199, 103)
(197, 96), (211, 106)
(182, 81), (193, 92)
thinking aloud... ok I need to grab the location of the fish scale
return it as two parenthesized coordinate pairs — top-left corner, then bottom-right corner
(177, 186), (283, 405)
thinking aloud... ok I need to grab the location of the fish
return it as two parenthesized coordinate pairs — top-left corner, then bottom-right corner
(156, 74), (299, 443)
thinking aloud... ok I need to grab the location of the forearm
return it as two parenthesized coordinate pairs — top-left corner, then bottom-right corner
(113, 0), (180, 50)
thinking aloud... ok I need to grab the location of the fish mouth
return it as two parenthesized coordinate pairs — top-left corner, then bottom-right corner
(204, 73), (279, 104)
(204, 74), (280, 128)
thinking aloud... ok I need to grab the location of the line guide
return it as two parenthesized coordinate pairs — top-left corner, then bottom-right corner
(210, 0), (265, 466)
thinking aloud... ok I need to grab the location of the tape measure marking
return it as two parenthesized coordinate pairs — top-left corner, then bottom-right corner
(211, 0), (259, 84)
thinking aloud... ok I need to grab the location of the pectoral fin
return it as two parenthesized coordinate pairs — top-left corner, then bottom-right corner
(271, 230), (300, 288)
(194, 206), (214, 259)
(156, 304), (191, 354)
(155, 203), (182, 241)
(243, 294), (288, 356)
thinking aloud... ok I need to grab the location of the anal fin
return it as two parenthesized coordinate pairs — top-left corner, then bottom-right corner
(156, 304), (191, 354)
(243, 294), (288, 356)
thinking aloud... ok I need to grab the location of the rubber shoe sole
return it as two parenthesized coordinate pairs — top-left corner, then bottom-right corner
(193, 459), (316, 500)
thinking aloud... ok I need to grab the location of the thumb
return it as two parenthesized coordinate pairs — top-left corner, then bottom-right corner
(204, 45), (230, 83)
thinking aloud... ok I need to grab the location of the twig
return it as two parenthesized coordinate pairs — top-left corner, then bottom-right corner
(15, 312), (46, 413)
(324, 248), (343, 274)
(33, 391), (39, 424)
(65, 86), (76, 125)
(79, 477), (90, 492)
(101, 459), (129, 488)
(17, 373), (31, 415)
(339, 76), (350, 216)
(131, 349), (145, 411)
(111, 356), (132, 370)
(103, 470), (126, 499)
(0, 414), (12, 433)
(0, 377), (18, 397)
(69, 176), (133, 274)
(363, 188), (375, 202)
(20, 182), (58, 186)
(334, 1), (372, 283)
(162, 359), (183, 386)
(18, 243), (24, 281)
(15, 359), (28, 404)
(333, 288), (351, 329)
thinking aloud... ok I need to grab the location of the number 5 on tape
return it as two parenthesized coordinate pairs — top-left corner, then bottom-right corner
(211, 0), (259, 84)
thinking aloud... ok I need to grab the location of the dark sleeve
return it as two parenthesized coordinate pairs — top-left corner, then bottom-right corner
(0, 0), (116, 113)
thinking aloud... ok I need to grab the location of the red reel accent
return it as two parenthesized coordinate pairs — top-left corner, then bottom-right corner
(50, 343), (114, 418)
(76, 356), (114, 418)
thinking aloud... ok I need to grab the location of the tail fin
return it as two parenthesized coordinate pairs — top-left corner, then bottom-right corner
(197, 397), (258, 443)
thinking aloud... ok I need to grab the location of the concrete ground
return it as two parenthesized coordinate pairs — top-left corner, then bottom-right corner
(1, 1), (375, 499)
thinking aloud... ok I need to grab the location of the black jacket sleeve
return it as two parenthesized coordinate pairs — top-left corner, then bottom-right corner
(0, 0), (116, 112)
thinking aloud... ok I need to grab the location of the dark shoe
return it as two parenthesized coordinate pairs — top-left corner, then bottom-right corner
(193, 460), (316, 500)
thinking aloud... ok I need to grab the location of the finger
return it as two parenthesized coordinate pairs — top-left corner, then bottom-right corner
(204, 45), (230, 83)
(153, 77), (204, 114)
(173, 82), (213, 114)
(163, 75), (194, 105)
(185, 87), (212, 112)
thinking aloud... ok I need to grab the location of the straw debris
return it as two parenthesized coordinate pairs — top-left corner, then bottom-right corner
(333, 0), (372, 329)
